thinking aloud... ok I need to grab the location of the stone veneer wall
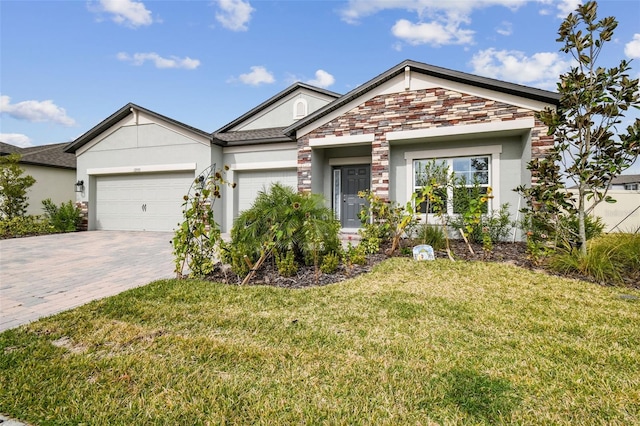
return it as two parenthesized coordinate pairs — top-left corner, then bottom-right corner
(76, 201), (88, 231)
(297, 88), (554, 199)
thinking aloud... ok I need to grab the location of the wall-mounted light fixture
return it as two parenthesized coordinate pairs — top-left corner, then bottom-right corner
(75, 180), (85, 193)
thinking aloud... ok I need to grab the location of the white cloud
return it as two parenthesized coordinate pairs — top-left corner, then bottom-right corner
(496, 21), (512, 36)
(537, 0), (580, 18)
(305, 70), (335, 88)
(0, 95), (76, 126)
(470, 48), (574, 90)
(392, 19), (474, 46)
(0, 133), (33, 148)
(339, 1), (531, 47)
(117, 52), (200, 69)
(625, 34), (640, 59)
(237, 66), (275, 86)
(91, 0), (154, 27)
(215, 0), (254, 31)
(554, 0), (581, 18)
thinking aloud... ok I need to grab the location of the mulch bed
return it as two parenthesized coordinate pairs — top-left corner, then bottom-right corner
(204, 240), (536, 289)
(205, 239), (639, 289)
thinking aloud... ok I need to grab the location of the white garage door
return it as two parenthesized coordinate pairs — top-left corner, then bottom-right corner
(95, 172), (194, 232)
(236, 170), (297, 213)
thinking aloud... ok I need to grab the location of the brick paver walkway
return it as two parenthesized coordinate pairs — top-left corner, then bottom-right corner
(0, 231), (174, 332)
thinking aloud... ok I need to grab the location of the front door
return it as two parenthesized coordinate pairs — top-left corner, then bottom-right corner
(339, 165), (370, 228)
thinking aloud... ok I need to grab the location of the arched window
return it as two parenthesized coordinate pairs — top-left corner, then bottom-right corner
(293, 99), (308, 119)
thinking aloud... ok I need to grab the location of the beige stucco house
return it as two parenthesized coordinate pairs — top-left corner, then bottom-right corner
(0, 141), (77, 216)
(65, 59), (560, 233)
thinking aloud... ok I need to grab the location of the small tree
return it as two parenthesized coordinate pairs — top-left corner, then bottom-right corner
(532, 1), (640, 255)
(0, 153), (36, 219)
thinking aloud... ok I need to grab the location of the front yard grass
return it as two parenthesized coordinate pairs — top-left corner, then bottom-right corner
(1, 258), (639, 425)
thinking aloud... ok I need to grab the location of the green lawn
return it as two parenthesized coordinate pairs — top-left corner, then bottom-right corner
(1, 259), (639, 425)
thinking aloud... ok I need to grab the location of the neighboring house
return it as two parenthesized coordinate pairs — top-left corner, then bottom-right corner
(65, 59), (559, 234)
(0, 141), (77, 216)
(610, 174), (640, 191)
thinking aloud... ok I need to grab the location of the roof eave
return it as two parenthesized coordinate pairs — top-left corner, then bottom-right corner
(66, 103), (211, 153)
(214, 136), (294, 147)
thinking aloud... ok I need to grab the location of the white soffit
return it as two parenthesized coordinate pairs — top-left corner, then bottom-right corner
(309, 133), (375, 147)
(387, 117), (535, 142)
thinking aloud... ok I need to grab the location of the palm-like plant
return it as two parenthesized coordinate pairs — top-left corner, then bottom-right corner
(228, 183), (340, 275)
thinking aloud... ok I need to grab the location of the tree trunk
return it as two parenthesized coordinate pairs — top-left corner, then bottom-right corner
(578, 191), (587, 256)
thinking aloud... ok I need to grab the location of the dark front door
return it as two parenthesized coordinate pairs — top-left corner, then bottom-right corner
(340, 165), (370, 228)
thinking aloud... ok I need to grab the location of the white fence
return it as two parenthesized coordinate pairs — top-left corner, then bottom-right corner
(591, 190), (640, 233)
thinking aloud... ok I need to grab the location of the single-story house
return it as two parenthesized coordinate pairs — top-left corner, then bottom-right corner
(65, 59), (559, 234)
(610, 174), (640, 191)
(1, 141), (77, 216)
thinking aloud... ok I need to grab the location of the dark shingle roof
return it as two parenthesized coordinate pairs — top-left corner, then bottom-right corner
(0, 141), (76, 169)
(65, 103), (211, 153)
(611, 174), (640, 185)
(284, 59), (561, 137)
(213, 127), (293, 145)
(0, 141), (25, 155)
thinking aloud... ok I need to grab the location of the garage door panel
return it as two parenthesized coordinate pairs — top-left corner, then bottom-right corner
(236, 170), (297, 214)
(95, 172), (193, 231)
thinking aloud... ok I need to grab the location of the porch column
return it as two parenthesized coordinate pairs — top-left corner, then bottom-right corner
(297, 136), (312, 193)
(371, 133), (389, 200)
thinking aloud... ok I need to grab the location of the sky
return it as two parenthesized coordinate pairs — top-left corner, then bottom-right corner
(1, 0), (639, 170)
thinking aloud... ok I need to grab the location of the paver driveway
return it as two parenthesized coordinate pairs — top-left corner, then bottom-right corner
(0, 231), (175, 332)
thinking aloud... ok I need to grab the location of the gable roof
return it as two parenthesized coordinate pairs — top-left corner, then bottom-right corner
(214, 82), (341, 134)
(0, 141), (76, 169)
(65, 102), (211, 153)
(212, 82), (341, 146)
(284, 59), (561, 137)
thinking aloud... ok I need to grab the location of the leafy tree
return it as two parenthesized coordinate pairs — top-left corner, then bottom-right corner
(529, 1), (640, 255)
(0, 153), (36, 219)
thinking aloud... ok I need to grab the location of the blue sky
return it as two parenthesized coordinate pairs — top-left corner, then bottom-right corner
(1, 0), (639, 169)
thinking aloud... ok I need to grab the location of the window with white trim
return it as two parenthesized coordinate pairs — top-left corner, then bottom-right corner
(414, 155), (491, 215)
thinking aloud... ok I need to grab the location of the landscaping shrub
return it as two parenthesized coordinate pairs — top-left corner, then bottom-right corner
(448, 177), (514, 244)
(320, 251), (340, 274)
(275, 251), (298, 277)
(520, 210), (606, 265)
(549, 233), (640, 284)
(0, 215), (53, 238)
(562, 214), (605, 243)
(343, 242), (367, 267)
(357, 190), (424, 254)
(41, 199), (82, 232)
(414, 223), (446, 250)
(226, 183), (340, 276)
